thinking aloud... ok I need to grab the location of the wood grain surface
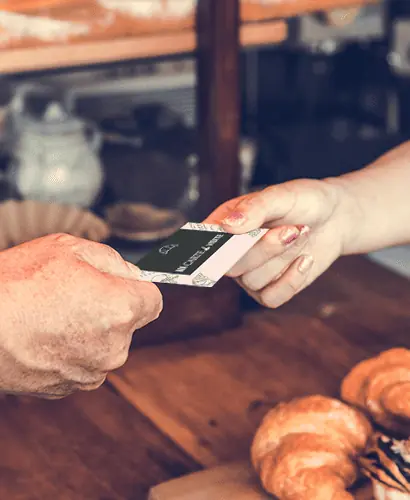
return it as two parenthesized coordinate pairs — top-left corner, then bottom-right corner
(108, 255), (410, 498)
(0, 386), (199, 500)
(0, 255), (404, 498)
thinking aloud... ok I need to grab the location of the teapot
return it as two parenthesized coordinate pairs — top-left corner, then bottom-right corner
(6, 83), (104, 208)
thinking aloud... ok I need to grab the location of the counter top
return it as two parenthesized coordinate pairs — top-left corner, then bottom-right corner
(0, 255), (407, 498)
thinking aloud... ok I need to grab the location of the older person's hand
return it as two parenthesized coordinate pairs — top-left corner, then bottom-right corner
(0, 233), (162, 399)
(204, 178), (353, 308)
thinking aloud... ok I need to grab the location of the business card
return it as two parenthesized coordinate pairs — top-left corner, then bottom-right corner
(137, 222), (268, 287)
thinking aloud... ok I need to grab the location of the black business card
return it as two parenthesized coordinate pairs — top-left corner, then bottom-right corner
(137, 228), (233, 276)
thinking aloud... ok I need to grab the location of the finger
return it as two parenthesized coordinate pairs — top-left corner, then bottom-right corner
(227, 225), (309, 278)
(74, 238), (164, 315)
(258, 254), (314, 309)
(70, 237), (163, 328)
(79, 374), (107, 392)
(123, 279), (163, 331)
(238, 229), (310, 291)
(220, 185), (298, 233)
(218, 182), (322, 234)
(203, 195), (248, 225)
(70, 238), (142, 281)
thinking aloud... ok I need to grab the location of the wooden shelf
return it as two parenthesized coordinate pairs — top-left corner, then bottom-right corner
(0, 0), (380, 74)
(0, 20), (287, 74)
(242, 0), (380, 20)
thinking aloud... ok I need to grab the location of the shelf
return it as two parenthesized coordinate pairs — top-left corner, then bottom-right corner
(0, 20), (288, 74)
(0, 0), (380, 74)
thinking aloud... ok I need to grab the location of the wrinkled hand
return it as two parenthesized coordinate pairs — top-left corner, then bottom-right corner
(0, 234), (162, 399)
(204, 179), (350, 308)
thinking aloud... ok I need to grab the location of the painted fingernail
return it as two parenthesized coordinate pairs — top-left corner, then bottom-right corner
(222, 211), (246, 227)
(298, 225), (310, 236)
(280, 225), (310, 245)
(280, 227), (301, 245)
(298, 255), (314, 274)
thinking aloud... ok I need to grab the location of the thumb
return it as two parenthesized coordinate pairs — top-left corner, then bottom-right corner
(214, 186), (297, 234)
(73, 240), (142, 280)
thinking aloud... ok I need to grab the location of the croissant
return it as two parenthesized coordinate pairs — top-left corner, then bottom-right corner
(360, 432), (410, 500)
(251, 395), (372, 500)
(341, 348), (410, 435)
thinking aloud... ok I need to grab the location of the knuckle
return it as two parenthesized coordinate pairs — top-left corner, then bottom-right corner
(100, 243), (123, 261)
(149, 283), (163, 306)
(286, 279), (300, 295)
(262, 185), (278, 197)
(99, 350), (129, 372)
(226, 266), (241, 278)
(43, 393), (69, 400)
(263, 229), (282, 249)
(240, 274), (258, 292)
(138, 284), (163, 322)
(80, 375), (107, 392)
(53, 233), (77, 244)
(235, 192), (260, 212)
(152, 302), (162, 321)
(153, 293), (163, 319)
(115, 305), (136, 328)
(259, 290), (277, 309)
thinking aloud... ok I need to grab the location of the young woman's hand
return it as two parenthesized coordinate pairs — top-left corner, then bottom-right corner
(204, 178), (355, 308)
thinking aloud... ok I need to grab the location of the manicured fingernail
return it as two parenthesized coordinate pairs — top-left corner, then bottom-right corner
(222, 211), (246, 227)
(280, 227), (301, 245)
(280, 225), (310, 245)
(298, 255), (314, 274)
(298, 225), (310, 236)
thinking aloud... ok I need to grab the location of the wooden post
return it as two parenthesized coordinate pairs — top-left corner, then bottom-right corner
(194, 0), (242, 329)
(196, 0), (241, 215)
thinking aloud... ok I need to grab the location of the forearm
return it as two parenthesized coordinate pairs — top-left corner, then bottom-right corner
(327, 140), (410, 255)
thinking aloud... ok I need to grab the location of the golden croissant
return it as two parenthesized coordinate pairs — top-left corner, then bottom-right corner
(251, 395), (372, 500)
(341, 348), (410, 435)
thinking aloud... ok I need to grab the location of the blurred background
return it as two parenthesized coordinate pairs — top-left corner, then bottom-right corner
(0, 0), (409, 282)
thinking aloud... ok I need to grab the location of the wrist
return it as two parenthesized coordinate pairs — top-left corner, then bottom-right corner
(322, 175), (363, 256)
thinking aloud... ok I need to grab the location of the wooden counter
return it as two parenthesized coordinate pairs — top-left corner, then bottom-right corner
(0, 255), (408, 499)
(0, 0), (380, 73)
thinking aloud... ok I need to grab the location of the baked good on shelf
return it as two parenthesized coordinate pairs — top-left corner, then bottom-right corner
(0, 200), (110, 250)
(360, 432), (410, 500)
(341, 348), (410, 436)
(251, 395), (372, 500)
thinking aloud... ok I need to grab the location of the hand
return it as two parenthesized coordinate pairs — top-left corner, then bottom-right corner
(0, 234), (162, 399)
(204, 178), (353, 308)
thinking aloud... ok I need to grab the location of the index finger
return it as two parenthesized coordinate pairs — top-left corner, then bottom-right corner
(204, 186), (296, 234)
(203, 195), (247, 225)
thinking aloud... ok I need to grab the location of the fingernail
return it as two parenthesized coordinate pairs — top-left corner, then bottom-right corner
(126, 261), (141, 279)
(280, 227), (301, 245)
(298, 255), (314, 274)
(222, 211), (246, 227)
(298, 225), (310, 236)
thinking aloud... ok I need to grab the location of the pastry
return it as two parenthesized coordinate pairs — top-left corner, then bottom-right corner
(0, 200), (110, 250)
(360, 433), (410, 500)
(251, 395), (372, 500)
(341, 349), (410, 435)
